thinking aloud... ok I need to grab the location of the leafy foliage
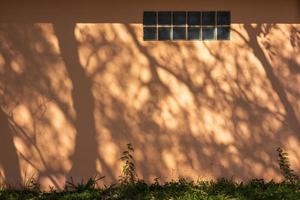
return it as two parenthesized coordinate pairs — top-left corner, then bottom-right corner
(22, 174), (41, 193)
(1, 179), (300, 200)
(119, 143), (137, 184)
(277, 147), (299, 184)
(65, 175), (104, 192)
(1, 146), (300, 199)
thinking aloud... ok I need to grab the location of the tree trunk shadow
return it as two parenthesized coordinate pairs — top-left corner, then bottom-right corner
(0, 107), (22, 186)
(53, 23), (98, 181)
(245, 24), (300, 136)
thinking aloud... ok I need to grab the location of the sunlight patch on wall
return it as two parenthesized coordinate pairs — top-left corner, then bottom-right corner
(13, 104), (33, 132)
(38, 24), (60, 55)
(162, 150), (177, 172)
(100, 142), (119, 167)
(0, 54), (5, 74)
(0, 21), (299, 187)
(10, 58), (25, 75)
(0, 168), (4, 185)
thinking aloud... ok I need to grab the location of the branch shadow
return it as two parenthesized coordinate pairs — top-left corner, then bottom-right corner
(0, 107), (21, 186)
(0, 20), (299, 188)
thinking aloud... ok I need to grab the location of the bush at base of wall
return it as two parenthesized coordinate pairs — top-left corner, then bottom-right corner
(1, 179), (300, 200)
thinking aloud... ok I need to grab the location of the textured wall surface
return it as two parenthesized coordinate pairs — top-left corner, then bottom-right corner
(0, 0), (299, 190)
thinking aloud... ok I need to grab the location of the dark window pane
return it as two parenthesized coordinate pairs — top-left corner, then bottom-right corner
(173, 12), (186, 25)
(188, 12), (201, 25)
(202, 11), (215, 26)
(217, 26), (230, 40)
(202, 27), (216, 40)
(217, 11), (231, 25)
(144, 27), (157, 40)
(158, 12), (172, 25)
(188, 27), (201, 40)
(158, 27), (171, 40)
(143, 12), (157, 25)
(173, 27), (186, 40)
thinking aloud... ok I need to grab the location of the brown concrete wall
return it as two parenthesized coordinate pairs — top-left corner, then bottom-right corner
(0, 0), (300, 23)
(0, 0), (299, 189)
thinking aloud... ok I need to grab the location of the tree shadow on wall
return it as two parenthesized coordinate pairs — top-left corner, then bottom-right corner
(53, 22), (98, 182)
(243, 24), (300, 135)
(0, 107), (21, 186)
(0, 23), (115, 188)
(0, 22), (299, 188)
(116, 24), (300, 180)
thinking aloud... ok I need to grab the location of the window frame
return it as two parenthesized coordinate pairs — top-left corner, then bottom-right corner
(143, 11), (231, 41)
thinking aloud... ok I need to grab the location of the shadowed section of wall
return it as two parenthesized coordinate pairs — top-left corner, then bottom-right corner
(0, 22), (299, 189)
(0, 0), (299, 23)
(0, 1), (299, 190)
(53, 23), (98, 182)
(244, 24), (300, 136)
(0, 107), (21, 186)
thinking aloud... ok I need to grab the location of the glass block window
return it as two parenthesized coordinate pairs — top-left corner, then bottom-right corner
(143, 11), (230, 41)
(158, 27), (172, 40)
(158, 12), (172, 25)
(216, 11), (231, 40)
(173, 12), (186, 40)
(187, 12), (201, 40)
(143, 11), (157, 40)
(158, 12), (172, 40)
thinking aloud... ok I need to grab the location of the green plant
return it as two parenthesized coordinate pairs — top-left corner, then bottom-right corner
(119, 143), (137, 184)
(1, 179), (300, 199)
(0, 182), (5, 191)
(65, 175), (104, 192)
(277, 147), (299, 184)
(22, 174), (41, 192)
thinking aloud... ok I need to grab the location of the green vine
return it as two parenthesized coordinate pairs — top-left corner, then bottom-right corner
(119, 143), (137, 184)
(277, 147), (299, 184)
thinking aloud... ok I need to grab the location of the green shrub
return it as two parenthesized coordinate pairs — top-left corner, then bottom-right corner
(276, 147), (299, 184)
(119, 143), (137, 185)
(1, 146), (300, 199)
(64, 175), (104, 192)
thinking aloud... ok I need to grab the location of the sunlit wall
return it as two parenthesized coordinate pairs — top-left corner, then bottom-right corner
(0, 0), (299, 189)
